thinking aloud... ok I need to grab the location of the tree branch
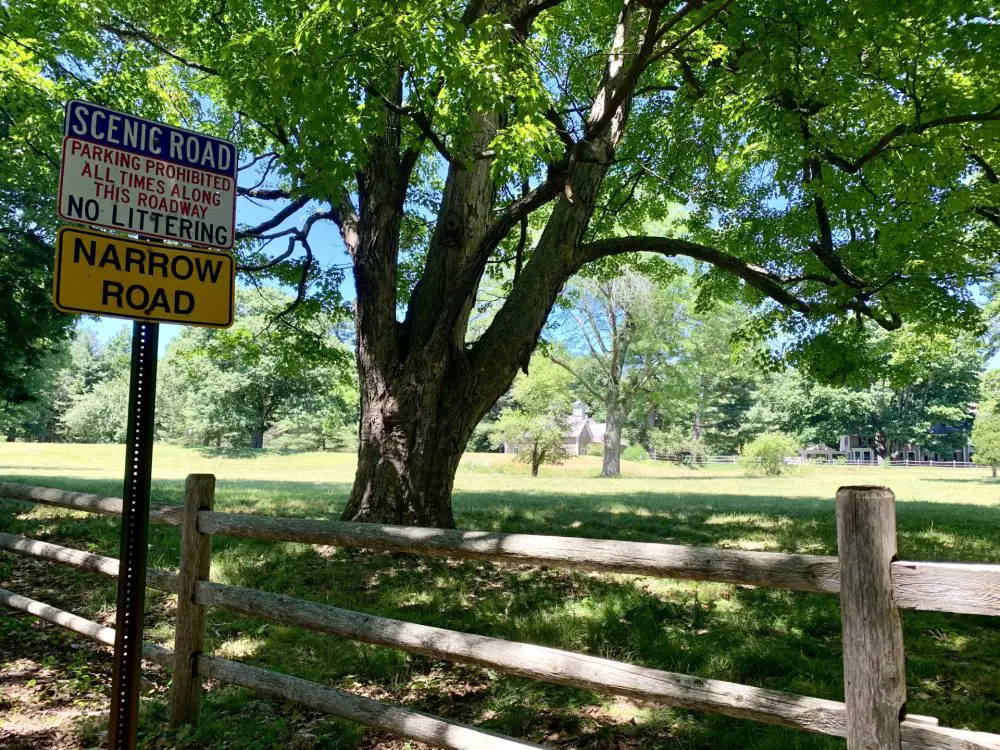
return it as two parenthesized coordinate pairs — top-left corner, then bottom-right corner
(647, 0), (736, 63)
(547, 350), (605, 402)
(102, 21), (220, 75)
(968, 151), (1000, 184)
(584, 2), (663, 141)
(976, 206), (1000, 230)
(236, 196), (309, 238)
(513, 0), (569, 27)
(822, 108), (1000, 174)
(578, 235), (812, 314)
(237, 235), (298, 272)
(366, 84), (456, 165)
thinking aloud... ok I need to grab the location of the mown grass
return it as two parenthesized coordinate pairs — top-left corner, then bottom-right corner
(1, 444), (999, 749)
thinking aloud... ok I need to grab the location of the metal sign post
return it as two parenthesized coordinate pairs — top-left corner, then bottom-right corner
(108, 320), (158, 750)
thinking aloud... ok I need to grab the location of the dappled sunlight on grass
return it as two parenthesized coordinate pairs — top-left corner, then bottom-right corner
(2, 446), (1000, 747)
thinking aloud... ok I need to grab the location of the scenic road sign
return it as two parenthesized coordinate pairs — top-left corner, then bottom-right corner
(53, 226), (235, 327)
(58, 100), (237, 249)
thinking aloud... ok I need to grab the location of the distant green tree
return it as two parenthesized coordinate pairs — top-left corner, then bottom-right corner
(0, 343), (70, 442)
(490, 358), (573, 477)
(274, 368), (360, 451)
(972, 411), (1000, 478)
(980, 370), (1000, 412)
(629, 293), (759, 456)
(808, 329), (981, 459)
(739, 433), (800, 477)
(59, 329), (135, 443)
(548, 267), (686, 476)
(165, 288), (350, 449)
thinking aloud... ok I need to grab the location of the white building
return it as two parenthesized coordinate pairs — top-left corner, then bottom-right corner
(503, 401), (607, 456)
(562, 401), (606, 456)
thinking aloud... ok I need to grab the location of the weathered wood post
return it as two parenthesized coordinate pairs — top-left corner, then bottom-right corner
(836, 486), (906, 750)
(169, 474), (215, 728)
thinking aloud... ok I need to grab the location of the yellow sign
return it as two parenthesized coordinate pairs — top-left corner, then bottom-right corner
(53, 226), (234, 328)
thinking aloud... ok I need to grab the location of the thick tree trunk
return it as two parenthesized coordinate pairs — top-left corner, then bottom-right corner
(5, 427), (15, 442)
(342, 0), (640, 527)
(993, 465), (997, 478)
(250, 428), (264, 450)
(342, 350), (479, 527)
(602, 398), (623, 477)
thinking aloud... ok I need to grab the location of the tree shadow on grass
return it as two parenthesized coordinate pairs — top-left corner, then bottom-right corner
(2, 476), (1000, 747)
(920, 476), (1000, 486)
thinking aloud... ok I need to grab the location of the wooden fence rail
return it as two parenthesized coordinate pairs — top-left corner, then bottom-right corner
(0, 586), (540, 749)
(4, 480), (996, 616)
(2, 479), (1000, 750)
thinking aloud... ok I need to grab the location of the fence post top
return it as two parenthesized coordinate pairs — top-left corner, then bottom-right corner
(836, 485), (894, 498)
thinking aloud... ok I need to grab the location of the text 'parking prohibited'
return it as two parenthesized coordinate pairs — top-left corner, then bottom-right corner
(58, 101), (237, 249)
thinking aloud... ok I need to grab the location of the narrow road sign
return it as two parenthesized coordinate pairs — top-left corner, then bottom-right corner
(53, 226), (235, 328)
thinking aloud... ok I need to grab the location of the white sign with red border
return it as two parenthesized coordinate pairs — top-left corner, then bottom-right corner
(58, 101), (237, 250)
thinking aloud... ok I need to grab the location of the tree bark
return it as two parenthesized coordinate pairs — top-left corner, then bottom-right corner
(602, 396), (623, 477)
(993, 465), (997, 478)
(343, 358), (479, 527)
(5, 427), (14, 443)
(251, 428), (264, 450)
(343, 0), (643, 526)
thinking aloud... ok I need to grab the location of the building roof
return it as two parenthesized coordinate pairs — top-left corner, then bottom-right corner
(565, 405), (605, 443)
(566, 414), (589, 438)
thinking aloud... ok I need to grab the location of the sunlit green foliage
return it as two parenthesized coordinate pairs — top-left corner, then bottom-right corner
(738, 432), (800, 476)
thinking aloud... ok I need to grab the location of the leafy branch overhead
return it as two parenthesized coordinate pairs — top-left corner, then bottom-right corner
(3, 0), (999, 523)
(5, 0), (997, 340)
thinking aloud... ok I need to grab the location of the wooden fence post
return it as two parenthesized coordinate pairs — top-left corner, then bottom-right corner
(836, 486), (906, 750)
(169, 474), (215, 728)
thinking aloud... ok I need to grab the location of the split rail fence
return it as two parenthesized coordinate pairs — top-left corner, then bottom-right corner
(651, 454), (983, 469)
(1, 477), (1000, 749)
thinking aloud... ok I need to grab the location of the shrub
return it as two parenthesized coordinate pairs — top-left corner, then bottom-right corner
(585, 442), (604, 457)
(622, 444), (649, 462)
(739, 433), (799, 476)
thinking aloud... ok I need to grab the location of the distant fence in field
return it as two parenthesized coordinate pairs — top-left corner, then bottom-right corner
(651, 453), (983, 469)
(2, 479), (1000, 749)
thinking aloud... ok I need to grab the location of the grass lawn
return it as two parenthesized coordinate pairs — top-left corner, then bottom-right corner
(1, 444), (999, 749)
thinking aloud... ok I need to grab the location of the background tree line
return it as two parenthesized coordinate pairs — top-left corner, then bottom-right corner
(1, 288), (359, 451)
(480, 264), (989, 473)
(4, 264), (990, 474)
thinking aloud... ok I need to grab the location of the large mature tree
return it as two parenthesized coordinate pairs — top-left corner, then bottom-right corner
(972, 411), (1000, 478)
(4, 0), (999, 525)
(783, 328), (983, 458)
(0, 44), (74, 401)
(632, 293), (758, 456)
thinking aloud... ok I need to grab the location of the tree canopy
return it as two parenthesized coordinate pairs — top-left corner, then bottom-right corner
(3, 0), (999, 524)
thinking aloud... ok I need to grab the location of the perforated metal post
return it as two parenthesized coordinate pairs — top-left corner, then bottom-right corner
(108, 320), (158, 750)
